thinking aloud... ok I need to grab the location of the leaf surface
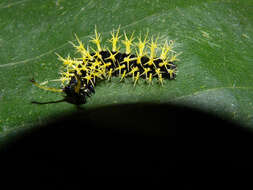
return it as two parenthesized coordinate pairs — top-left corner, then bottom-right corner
(0, 0), (253, 140)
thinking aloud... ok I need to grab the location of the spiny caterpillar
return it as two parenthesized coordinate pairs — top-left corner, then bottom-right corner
(31, 27), (179, 104)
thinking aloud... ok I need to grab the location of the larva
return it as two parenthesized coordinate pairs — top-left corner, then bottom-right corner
(31, 27), (179, 104)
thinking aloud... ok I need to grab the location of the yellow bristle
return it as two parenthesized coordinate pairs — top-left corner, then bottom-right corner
(80, 46), (94, 61)
(104, 49), (119, 65)
(120, 70), (127, 81)
(148, 73), (153, 85)
(145, 56), (156, 67)
(72, 65), (82, 76)
(127, 66), (139, 81)
(136, 32), (149, 57)
(70, 34), (86, 55)
(148, 36), (158, 58)
(158, 60), (173, 68)
(31, 79), (63, 93)
(84, 74), (95, 87)
(134, 72), (140, 86)
(107, 68), (113, 80)
(154, 68), (163, 77)
(90, 27), (102, 52)
(91, 47), (103, 61)
(167, 69), (175, 78)
(122, 31), (135, 54)
(158, 74), (164, 86)
(160, 40), (175, 60)
(140, 67), (151, 80)
(114, 64), (126, 76)
(121, 55), (137, 70)
(60, 76), (70, 86)
(109, 26), (121, 52)
(56, 53), (74, 68)
(169, 52), (181, 62)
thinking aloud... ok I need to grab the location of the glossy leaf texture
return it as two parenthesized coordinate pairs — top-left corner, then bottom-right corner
(0, 0), (253, 140)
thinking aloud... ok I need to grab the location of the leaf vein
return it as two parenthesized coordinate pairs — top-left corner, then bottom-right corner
(0, 11), (167, 68)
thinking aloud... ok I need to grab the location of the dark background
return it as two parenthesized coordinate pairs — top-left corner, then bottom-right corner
(1, 103), (253, 189)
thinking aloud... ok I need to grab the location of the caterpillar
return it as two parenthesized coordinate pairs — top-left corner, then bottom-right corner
(31, 27), (179, 104)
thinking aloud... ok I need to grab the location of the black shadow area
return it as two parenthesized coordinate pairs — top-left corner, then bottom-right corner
(1, 103), (253, 189)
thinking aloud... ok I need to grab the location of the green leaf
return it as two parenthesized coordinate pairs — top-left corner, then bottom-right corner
(1, 0), (253, 141)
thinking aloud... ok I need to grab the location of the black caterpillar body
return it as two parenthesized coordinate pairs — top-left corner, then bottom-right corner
(32, 28), (179, 105)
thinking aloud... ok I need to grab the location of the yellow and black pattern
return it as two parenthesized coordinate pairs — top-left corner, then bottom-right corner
(31, 27), (179, 104)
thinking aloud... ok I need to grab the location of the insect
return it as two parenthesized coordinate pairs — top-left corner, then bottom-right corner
(31, 27), (179, 104)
